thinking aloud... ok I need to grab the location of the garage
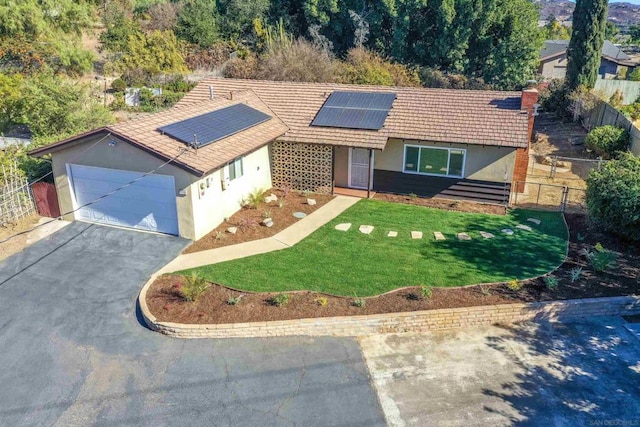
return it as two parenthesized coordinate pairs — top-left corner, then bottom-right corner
(68, 164), (179, 235)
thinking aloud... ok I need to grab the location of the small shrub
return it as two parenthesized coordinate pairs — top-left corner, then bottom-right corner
(214, 231), (226, 240)
(585, 125), (629, 159)
(261, 209), (272, 219)
(301, 190), (312, 197)
(590, 243), (618, 272)
(420, 286), (433, 300)
(237, 216), (258, 232)
(281, 185), (292, 199)
(277, 200), (285, 208)
(245, 188), (265, 209)
(111, 78), (127, 92)
(569, 266), (584, 283)
(351, 298), (366, 308)
(479, 285), (491, 296)
(544, 275), (559, 291)
(227, 295), (243, 305)
(408, 193), (417, 200)
(507, 279), (522, 291)
(315, 296), (328, 307)
(181, 274), (210, 302)
(576, 232), (586, 242)
(271, 292), (290, 307)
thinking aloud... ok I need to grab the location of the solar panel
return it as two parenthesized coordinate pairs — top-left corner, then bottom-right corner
(311, 91), (396, 130)
(158, 103), (271, 147)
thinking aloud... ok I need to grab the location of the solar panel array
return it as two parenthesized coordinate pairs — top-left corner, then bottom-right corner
(311, 91), (396, 130)
(158, 103), (271, 148)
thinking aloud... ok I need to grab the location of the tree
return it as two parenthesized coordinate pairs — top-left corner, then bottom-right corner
(119, 30), (187, 76)
(605, 21), (620, 41)
(586, 152), (640, 241)
(584, 125), (630, 159)
(542, 16), (571, 40)
(339, 48), (420, 87)
(175, 0), (219, 47)
(566, 0), (608, 91)
(218, 0), (270, 40)
(0, 73), (22, 132)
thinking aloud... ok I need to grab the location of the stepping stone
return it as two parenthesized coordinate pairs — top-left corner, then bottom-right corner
(527, 218), (541, 225)
(502, 228), (514, 236)
(307, 198), (317, 206)
(227, 226), (237, 234)
(516, 224), (533, 232)
(433, 232), (446, 241)
(480, 231), (495, 239)
(335, 223), (352, 231)
(293, 212), (307, 219)
(457, 232), (472, 241)
(387, 231), (398, 237)
(411, 231), (423, 239)
(265, 194), (278, 203)
(359, 225), (374, 235)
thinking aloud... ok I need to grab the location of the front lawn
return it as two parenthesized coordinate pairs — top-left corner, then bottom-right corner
(180, 200), (568, 297)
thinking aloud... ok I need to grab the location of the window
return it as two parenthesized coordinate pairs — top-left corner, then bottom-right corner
(228, 157), (243, 181)
(403, 145), (466, 178)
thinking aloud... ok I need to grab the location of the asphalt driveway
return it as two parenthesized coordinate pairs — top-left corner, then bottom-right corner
(0, 222), (385, 426)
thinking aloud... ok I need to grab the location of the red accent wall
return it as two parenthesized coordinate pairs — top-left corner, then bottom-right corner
(32, 182), (61, 218)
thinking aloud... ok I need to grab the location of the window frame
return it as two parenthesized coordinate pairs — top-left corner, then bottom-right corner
(227, 157), (244, 181)
(402, 144), (466, 178)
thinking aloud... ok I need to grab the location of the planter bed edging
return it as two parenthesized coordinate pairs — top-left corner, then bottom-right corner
(138, 276), (640, 339)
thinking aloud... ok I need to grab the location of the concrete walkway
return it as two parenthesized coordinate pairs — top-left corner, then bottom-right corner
(158, 195), (359, 274)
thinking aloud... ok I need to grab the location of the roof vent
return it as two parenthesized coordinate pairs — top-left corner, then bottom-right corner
(209, 86), (214, 100)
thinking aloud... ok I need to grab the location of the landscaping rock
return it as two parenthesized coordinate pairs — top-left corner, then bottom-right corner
(293, 212), (307, 219)
(433, 231), (446, 241)
(227, 226), (238, 234)
(480, 231), (495, 239)
(501, 228), (514, 235)
(335, 223), (352, 231)
(307, 198), (317, 206)
(457, 232), (472, 241)
(527, 218), (541, 225)
(411, 231), (423, 239)
(359, 225), (374, 235)
(387, 231), (398, 237)
(516, 224), (533, 232)
(264, 194), (278, 203)
(262, 218), (273, 228)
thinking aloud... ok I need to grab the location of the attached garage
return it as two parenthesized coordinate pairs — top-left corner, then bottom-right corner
(67, 164), (179, 235)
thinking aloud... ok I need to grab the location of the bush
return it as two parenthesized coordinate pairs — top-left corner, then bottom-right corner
(181, 274), (210, 302)
(351, 298), (366, 308)
(244, 188), (265, 209)
(111, 78), (127, 92)
(537, 79), (568, 114)
(271, 292), (290, 307)
(585, 125), (629, 159)
(586, 153), (640, 241)
(629, 67), (640, 81)
(507, 279), (522, 291)
(544, 275), (559, 291)
(581, 243), (619, 272)
(420, 286), (433, 300)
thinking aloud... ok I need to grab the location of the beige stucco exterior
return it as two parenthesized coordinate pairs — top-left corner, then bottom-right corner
(50, 132), (272, 240)
(334, 146), (349, 187)
(539, 54), (568, 79)
(374, 138), (516, 182)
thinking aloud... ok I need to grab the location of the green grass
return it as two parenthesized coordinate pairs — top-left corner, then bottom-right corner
(180, 199), (568, 297)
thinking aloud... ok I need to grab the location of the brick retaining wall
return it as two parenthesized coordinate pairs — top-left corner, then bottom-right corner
(139, 277), (640, 338)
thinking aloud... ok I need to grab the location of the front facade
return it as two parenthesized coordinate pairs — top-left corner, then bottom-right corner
(30, 78), (536, 240)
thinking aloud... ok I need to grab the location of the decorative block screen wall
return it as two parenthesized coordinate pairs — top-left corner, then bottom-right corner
(271, 142), (333, 193)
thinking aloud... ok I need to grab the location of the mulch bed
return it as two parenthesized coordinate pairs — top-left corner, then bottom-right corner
(148, 212), (640, 325)
(183, 189), (334, 253)
(374, 193), (507, 215)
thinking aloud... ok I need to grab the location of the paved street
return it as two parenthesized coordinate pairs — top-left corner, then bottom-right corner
(0, 223), (385, 426)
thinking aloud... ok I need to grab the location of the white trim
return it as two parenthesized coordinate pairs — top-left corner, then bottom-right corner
(402, 144), (466, 178)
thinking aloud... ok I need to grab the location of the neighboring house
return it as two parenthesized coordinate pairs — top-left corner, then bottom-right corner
(29, 78), (537, 240)
(539, 40), (637, 80)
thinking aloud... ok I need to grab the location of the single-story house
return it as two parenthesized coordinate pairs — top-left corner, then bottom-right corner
(539, 39), (637, 80)
(29, 78), (537, 240)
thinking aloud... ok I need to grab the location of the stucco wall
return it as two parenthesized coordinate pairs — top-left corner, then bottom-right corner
(539, 54), (568, 79)
(51, 133), (198, 239)
(50, 132), (271, 241)
(189, 145), (272, 240)
(334, 146), (349, 187)
(374, 138), (516, 182)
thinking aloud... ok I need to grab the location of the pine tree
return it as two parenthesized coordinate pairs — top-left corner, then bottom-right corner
(566, 0), (608, 91)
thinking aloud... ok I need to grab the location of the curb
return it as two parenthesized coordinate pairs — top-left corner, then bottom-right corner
(138, 275), (640, 339)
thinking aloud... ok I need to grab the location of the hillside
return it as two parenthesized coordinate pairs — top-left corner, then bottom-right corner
(536, 0), (640, 28)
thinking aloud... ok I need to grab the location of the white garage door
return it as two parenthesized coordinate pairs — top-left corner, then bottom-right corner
(68, 164), (179, 235)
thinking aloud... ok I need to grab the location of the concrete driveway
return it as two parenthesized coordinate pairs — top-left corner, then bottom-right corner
(0, 223), (385, 426)
(361, 318), (640, 426)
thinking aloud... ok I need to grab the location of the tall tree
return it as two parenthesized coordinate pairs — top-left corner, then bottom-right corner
(566, 0), (608, 91)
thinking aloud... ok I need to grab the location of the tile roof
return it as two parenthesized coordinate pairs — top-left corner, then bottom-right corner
(176, 78), (530, 150)
(31, 90), (289, 176)
(541, 40), (636, 66)
(31, 78), (530, 177)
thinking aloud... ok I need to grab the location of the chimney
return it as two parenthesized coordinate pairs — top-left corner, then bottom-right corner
(209, 85), (214, 100)
(513, 85), (539, 194)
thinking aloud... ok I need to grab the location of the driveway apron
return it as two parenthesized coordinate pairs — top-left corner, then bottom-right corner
(0, 222), (385, 426)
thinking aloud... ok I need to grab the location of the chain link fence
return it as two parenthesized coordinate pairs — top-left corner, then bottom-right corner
(511, 181), (587, 213)
(528, 154), (605, 183)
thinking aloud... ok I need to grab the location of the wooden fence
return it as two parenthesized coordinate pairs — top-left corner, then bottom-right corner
(587, 102), (640, 156)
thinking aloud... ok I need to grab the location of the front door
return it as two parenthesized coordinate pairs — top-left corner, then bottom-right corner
(349, 148), (370, 189)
